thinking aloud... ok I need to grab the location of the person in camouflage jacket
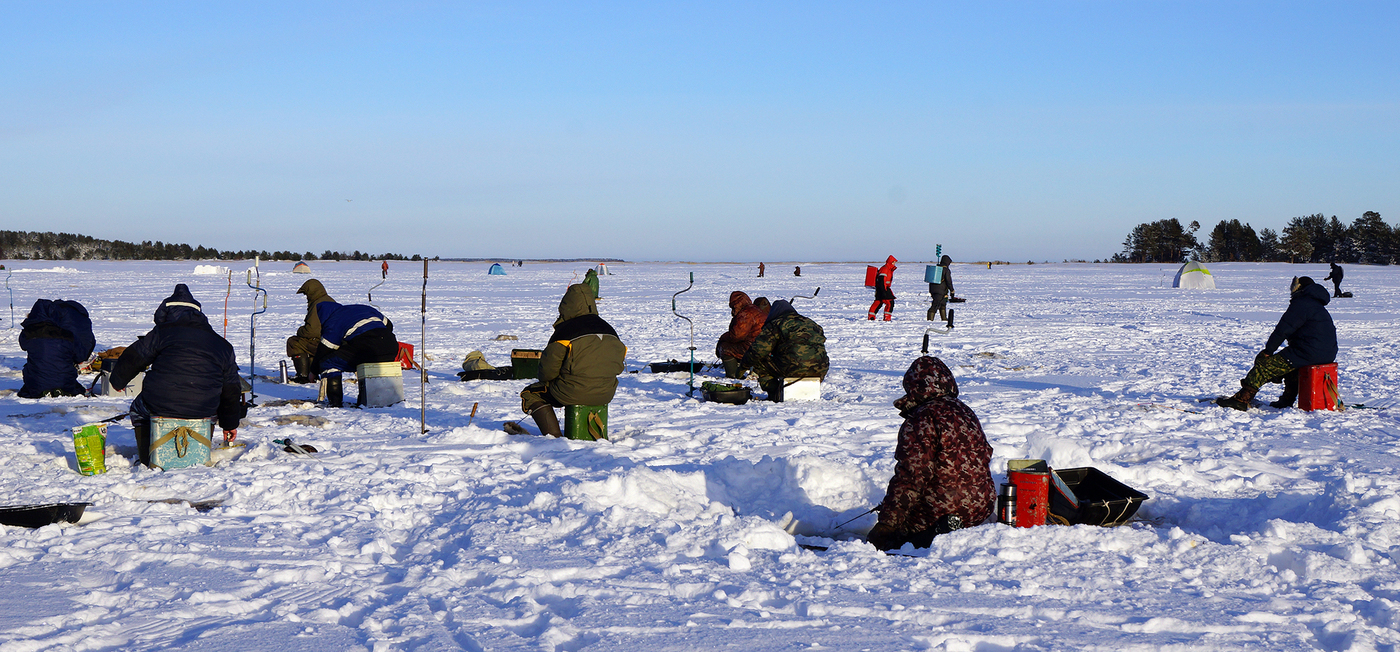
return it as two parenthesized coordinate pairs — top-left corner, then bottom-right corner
(740, 300), (828, 396)
(866, 356), (994, 551)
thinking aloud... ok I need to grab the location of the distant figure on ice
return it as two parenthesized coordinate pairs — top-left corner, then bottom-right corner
(109, 285), (244, 467)
(286, 279), (336, 384)
(1324, 262), (1345, 297)
(1217, 276), (1337, 411)
(927, 254), (955, 323)
(18, 299), (95, 398)
(583, 267), (600, 300)
(794, 266), (801, 276)
(519, 284), (627, 437)
(866, 356), (994, 551)
(381, 260), (389, 279)
(715, 291), (768, 379)
(741, 299), (829, 398)
(757, 262), (765, 278)
(314, 301), (400, 407)
(868, 255), (898, 321)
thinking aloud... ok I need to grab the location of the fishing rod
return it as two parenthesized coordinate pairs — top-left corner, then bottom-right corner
(834, 506), (879, 530)
(671, 271), (696, 396)
(245, 257), (268, 406)
(420, 259), (428, 434)
(222, 270), (232, 338)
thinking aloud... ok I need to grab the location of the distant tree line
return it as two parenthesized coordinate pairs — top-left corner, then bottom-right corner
(0, 231), (423, 262)
(1114, 212), (1396, 264)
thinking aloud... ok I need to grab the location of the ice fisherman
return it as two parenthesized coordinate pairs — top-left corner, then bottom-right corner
(18, 299), (95, 398)
(1217, 276), (1338, 411)
(313, 301), (400, 407)
(740, 299), (829, 399)
(866, 356), (994, 551)
(927, 254), (955, 324)
(757, 262), (765, 278)
(583, 267), (600, 300)
(1324, 262), (1345, 298)
(109, 285), (244, 467)
(519, 283), (627, 437)
(868, 255), (898, 321)
(715, 291), (768, 379)
(286, 279), (336, 383)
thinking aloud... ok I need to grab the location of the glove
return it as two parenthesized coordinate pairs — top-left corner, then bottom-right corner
(1254, 351), (1273, 364)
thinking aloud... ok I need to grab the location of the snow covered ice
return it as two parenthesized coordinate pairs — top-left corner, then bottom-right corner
(2, 259), (1399, 651)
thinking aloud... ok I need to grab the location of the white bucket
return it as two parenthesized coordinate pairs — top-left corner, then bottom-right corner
(778, 377), (821, 402)
(95, 370), (144, 397)
(356, 362), (405, 408)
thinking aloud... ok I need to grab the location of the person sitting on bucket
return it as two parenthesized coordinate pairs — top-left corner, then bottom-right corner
(313, 301), (400, 407)
(286, 279), (336, 383)
(716, 291), (768, 379)
(866, 356), (994, 551)
(1217, 276), (1337, 411)
(18, 299), (95, 398)
(519, 283), (626, 437)
(740, 299), (829, 399)
(109, 284), (244, 467)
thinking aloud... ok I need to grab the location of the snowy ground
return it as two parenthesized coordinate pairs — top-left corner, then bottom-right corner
(1, 259), (1398, 651)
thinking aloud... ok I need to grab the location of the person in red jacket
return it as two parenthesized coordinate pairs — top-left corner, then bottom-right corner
(866, 356), (994, 551)
(715, 291), (768, 378)
(868, 255), (898, 321)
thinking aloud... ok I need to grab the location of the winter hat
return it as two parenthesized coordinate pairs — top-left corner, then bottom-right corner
(1290, 276), (1314, 293)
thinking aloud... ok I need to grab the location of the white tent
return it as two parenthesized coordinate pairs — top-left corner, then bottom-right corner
(1173, 260), (1215, 289)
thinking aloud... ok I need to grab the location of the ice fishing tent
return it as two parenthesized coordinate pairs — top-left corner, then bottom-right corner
(596, 263), (611, 275)
(488, 263), (506, 276)
(292, 261), (311, 274)
(1173, 260), (1215, 289)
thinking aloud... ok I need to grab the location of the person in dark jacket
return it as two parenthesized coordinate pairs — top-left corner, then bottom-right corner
(313, 301), (399, 407)
(794, 266), (801, 276)
(1218, 276), (1338, 410)
(1324, 262), (1344, 298)
(716, 291), (768, 379)
(927, 254), (955, 323)
(286, 279), (336, 383)
(18, 299), (96, 398)
(868, 255), (898, 321)
(519, 284), (627, 437)
(757, 262), (765, 278)
(741, 299), (829, 398)
(866, 356), (994, 551)
(110, 285), (244, 467)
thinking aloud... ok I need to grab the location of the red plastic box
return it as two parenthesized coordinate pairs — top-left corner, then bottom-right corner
(1297, 363), (1340, 411)
(396, 342), (417, 370)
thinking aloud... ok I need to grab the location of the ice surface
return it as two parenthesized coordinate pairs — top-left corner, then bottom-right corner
(1, 259), (1398, 650)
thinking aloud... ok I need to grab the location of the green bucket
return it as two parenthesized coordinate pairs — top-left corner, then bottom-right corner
(71, 424), (108, 476)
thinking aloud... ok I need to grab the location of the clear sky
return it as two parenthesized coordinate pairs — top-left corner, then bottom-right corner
(2, 2), (1396, 262)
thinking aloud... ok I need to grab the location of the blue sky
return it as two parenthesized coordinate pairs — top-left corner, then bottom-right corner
(2, 2), (1396, 261)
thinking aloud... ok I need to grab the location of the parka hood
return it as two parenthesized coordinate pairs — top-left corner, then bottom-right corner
(1292, 277), (1331, 307)
(940, 255), (952, 266)
(154, 284), (209, 327)
(297, 279), (333, 305)
(894, 356), (958, 413)
(729, 291), (753, 311)
(886, 255), (898, 267)
(556, 284), (599, 326)
(763, 299), (797, 325)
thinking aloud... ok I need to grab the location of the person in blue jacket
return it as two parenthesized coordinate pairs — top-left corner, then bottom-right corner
(18, 299), (96, 398)
(109, 285), (245, 467)
(312, 302), (399, 406)
(1218, 276), (1338, 410)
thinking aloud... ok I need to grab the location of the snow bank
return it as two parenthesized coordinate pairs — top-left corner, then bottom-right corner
(193, 264), (229, 275)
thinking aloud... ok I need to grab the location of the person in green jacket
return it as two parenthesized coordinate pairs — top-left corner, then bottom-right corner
(740, 299), (829, 399)
(583, 268), (600, 300)
(286, 279), (335, 383)
(519, 284), (627, 436)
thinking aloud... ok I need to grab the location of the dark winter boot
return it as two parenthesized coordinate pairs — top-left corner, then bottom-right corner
(1271, 372), (1299, 409)
(323, 373), (343, 408)
(291, 355), (316, 384)
(723, 358), (742, 379)
(134, 421), (152, 468)
(1217, 384), (1259, 411)
(530, 406), (562, 438)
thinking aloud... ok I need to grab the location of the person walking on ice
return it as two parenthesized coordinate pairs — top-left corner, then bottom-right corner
(1217, 276), (1337, 411)
(868, 255), (897, 321)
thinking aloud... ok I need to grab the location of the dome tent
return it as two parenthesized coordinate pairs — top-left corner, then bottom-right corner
(292, 261), (311, 274)
(1173, 260), (1215, 289)
(487, 263), (506, 276)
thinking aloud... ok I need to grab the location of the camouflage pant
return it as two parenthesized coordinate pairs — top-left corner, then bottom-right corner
(1242, 352), (1296, 390)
